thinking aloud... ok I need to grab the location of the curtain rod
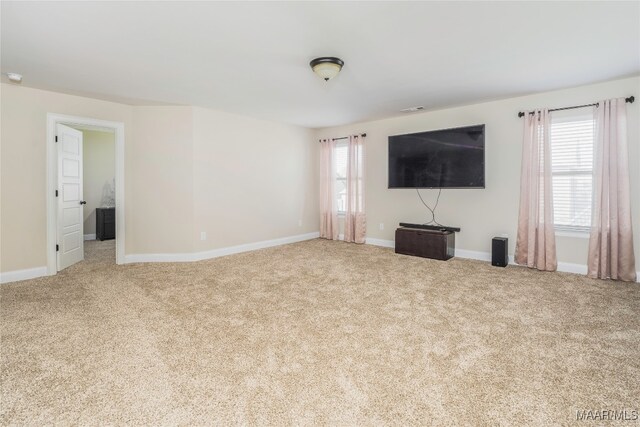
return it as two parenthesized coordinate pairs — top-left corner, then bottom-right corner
(517, 96), (634, 118)
(318, 133), (367, 142)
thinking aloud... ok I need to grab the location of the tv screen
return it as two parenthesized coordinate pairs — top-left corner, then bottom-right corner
(388, 124), (485, 188)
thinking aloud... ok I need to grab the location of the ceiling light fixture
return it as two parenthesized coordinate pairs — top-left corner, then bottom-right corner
(6, 72), (23, 83)
(309, 57), (344, 81)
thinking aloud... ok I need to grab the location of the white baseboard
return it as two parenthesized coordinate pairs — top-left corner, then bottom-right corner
(5, 235), (636, 284)
(192, 232), (320, 261)
(123, 252), (195, 263)
(454, 248), (640, 281)
(0, 266), (48, 284)
(556, 262), (588, 275)
(361, 238), (622, 279)
(84, 234), (96, 241)
(365, 237), (395, 248)
(454, 248), (496, 263)
(455, 248), (587, 275)
(124, 232), (320, 264)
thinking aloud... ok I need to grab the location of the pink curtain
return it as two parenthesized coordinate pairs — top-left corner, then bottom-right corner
(515, 109), (557, 271)
(319, 138), (339, 240)
(587, 98), (636, 281)
(344, 135), (366, 243)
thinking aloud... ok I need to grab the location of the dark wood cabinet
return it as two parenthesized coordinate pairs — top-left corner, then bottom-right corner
(96, 207), (115, 241)
(395, 227), (455, 260)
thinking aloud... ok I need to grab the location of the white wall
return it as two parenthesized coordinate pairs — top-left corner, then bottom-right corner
(81, 130), (115, 236)
(127, 105), (319, 256)
(314, 76), (640, 269)
(192, 107), (318, 252)
(130, 106), (195, 255)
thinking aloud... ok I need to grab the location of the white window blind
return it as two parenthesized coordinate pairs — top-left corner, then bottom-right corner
(550, 111), (595, 233)
(335, 142), (348, 214)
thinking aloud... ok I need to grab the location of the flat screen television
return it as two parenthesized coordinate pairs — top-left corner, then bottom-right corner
(388, 124), (485, 188)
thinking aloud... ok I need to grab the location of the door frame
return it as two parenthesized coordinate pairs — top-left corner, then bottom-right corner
(46, 113), (125, 275)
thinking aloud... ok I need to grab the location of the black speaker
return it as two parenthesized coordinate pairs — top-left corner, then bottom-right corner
(492, 237), (508, 267)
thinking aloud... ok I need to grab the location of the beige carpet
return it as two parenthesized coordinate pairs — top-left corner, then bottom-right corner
(1, 239), (639, 426)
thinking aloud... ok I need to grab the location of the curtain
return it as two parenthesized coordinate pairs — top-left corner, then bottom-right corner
(515, 109), (557, 271)
(319, 138), (339, 240)
(587, 98), (636, 281)
(344, 135), (366, 243)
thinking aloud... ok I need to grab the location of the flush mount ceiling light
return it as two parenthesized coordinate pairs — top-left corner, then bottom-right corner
(309, 57), (344, 81)
(6, 72), (22, 83)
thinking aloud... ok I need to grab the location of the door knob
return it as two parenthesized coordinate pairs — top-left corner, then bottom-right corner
(80, 201), (87, 205)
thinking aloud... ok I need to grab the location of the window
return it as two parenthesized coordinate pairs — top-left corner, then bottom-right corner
(550, 111), (595, 233)
(335, 142), (348, 214)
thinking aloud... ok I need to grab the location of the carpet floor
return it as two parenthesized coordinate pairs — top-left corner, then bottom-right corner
(1, 239), (639, 426)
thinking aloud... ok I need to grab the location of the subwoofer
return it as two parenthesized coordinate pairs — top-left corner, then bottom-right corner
(492, 237), (508, 267)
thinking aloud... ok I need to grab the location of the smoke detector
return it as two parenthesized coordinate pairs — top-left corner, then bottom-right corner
(400, 106), (425, 113)
(6, 73), (22, 83)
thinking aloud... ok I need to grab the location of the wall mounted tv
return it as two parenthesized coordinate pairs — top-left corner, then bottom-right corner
(388, 124), (485, 189)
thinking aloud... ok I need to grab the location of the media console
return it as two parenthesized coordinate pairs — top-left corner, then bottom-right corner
(395, 223), (459, 261)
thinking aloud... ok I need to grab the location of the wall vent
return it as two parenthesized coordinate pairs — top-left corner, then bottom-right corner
(400, 106), (424, 113)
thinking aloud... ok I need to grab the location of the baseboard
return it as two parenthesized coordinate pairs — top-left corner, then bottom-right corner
(123, 252), (195, 263)
(192, 232), (320, 261)
(454, 248), (496, 263)
(124, 232), (320, 264)
(84, 234), (96, 241)
(0, 266), (48, 284)
(556, 261), (587, 275)
(365, 237), (395, 248)
(329, 234), (395, 248)
(432, 247), (594, 276)
(361, 238), (621, 279)
(6, 236), (635, 283)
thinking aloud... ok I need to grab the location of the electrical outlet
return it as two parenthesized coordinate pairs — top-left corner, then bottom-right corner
(379, 223), (384, 231)
(200, 231), (207, 241)
(298, 219), (302, 227)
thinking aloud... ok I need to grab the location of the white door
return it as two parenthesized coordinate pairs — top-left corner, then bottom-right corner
(57, 124), (84, 271)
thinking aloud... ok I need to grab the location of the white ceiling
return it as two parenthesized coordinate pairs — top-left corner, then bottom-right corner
(2, 1), (639, 128)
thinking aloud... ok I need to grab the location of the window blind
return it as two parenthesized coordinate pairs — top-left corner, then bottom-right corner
(550, 114), (595, 232)
(335, 142), (348, 213)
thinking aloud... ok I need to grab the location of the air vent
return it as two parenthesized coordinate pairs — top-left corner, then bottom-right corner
(400, 106), (424, 113)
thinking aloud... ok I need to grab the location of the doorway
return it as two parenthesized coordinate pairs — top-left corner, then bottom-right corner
(46, 114), (125, 276)
(68, 125), (117, 268)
